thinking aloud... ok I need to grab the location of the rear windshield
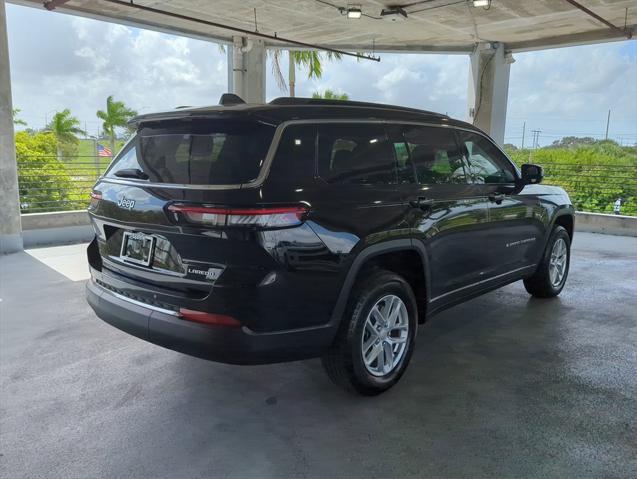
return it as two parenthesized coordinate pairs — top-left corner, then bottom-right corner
(104, 120), (276, 185)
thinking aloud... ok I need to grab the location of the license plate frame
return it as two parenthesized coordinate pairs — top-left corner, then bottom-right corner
(120, 231), (156, 267)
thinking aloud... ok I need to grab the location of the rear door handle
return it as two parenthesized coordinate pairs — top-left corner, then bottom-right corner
(488, 192), (505, 204)
(409, 197), (435, 210)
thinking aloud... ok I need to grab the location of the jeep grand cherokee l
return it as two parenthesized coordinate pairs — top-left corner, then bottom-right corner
(86, 95), (574, 395)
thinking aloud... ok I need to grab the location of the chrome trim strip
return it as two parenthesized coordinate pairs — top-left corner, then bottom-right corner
(98, 118), (510, 191)
(238, 120), (288, 189)
(101, 177), (243, 190)
(103, 255), (185, 278)
(99, 283), (181, 316)
(430, 265), (535, 303)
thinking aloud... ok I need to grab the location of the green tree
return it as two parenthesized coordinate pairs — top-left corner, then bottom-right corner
(271, 50), (342, 96)
(548, 136), (597, 149)
(508, 141), (637, 216)
(46, 109), (86, 159)
(12, 108), (27, 126)
(311, 89), (349, 100)
(96, 95), (137, 156)
(15, 131), (74, 212)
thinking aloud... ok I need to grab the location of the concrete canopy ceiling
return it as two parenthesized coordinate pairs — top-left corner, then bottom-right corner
(12, 0), (637, 52)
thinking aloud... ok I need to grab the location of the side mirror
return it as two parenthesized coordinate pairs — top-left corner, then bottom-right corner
(520, 163), (543, 185)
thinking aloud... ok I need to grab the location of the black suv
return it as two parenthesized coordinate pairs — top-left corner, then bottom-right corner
(86, 95), (574, 395)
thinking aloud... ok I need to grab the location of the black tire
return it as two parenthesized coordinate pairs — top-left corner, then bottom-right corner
(321, 269), (418, 395)
(523, 225), (570, 298)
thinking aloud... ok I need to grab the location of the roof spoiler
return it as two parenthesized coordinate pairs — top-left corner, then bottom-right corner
(219, 93), (246, 106)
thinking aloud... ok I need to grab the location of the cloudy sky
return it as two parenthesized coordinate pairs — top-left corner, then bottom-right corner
(7, 3), (637, 146)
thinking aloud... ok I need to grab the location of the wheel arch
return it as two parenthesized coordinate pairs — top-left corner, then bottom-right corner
(531, 207), (574, 274)
(553, 212), (574, 240)
(329, 239), (430, 327)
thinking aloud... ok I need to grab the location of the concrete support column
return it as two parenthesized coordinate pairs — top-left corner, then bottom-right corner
(0, 0), (23, 254)
(466, 42), (512, 146)
(231, 36), (265, 103)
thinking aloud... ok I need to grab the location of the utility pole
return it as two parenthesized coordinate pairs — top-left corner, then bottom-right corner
(531, 129), (541, 149)
(605, 109), (611, 140)
(521, 121), (526, 149)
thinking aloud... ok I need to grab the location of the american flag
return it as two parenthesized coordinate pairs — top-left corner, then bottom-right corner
(97, 144), (112, 157)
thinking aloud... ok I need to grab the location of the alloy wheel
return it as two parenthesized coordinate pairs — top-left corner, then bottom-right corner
(361, 294), (409, 377)
(549, 238), (567, 287)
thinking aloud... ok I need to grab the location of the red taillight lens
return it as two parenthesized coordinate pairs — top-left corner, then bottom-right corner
(89, 191), (102, 208)
(167, 204), (309, 229)
(179, 309), (241, 328)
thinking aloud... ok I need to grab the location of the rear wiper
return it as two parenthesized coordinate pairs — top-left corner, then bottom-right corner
(114, 168), (149, 180)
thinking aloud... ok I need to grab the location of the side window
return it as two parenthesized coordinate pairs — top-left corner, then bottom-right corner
(402, 125), (469, 184)
(318, 124), (400, 185)
(269, 125), (316, 180)
(392, 141), (415, 184)
(457, 131), (516, 184)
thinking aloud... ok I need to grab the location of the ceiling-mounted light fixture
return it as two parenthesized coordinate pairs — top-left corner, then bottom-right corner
(380, 6), (408, 21)
(346, 4), (362, 19)
(473, 0), (491, 7)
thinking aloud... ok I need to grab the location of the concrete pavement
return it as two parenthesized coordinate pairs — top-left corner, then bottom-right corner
(1, 232), (636, 478)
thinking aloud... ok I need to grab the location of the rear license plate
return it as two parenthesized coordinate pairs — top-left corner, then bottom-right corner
(120, 231), (156, 267)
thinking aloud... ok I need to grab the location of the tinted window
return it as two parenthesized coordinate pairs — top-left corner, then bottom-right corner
(391, 138), (416, 184)
(269, 125), (316, 180)
(402, 125), (469, 184)
(105, 121), (275, 185)
(457, 130), (516, 184)
(318, 124), (399, 185)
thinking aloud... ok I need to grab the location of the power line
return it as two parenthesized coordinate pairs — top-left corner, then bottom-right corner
(530, 129), (541, 149)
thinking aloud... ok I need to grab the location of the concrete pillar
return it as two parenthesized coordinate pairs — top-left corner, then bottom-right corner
(466, 42), (512, 146)
(0, 0), (23, 254)
(231, 36), (265, 103)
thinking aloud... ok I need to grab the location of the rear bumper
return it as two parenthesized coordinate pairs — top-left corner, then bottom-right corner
(86, 278), (335, 364)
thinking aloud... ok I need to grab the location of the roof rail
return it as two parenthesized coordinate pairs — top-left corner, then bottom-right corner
(268, 97), (445, 117)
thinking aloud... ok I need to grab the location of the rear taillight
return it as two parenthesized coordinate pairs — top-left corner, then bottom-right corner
(166, 203), (309, 229)
(89, 191), (102, 208)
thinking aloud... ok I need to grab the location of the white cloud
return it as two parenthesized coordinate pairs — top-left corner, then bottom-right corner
(7, 4), (636, 146)
(266, 52), (469, 119)
(7, 5), (227, 134)
(505, 43), (637, 145)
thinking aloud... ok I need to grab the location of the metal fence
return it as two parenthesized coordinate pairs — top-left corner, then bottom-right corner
(541, 163), (637, 216)
(18, 156), (109, 213)
(16, 156), (637, 216)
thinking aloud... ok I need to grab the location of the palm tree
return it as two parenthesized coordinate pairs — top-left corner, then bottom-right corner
(312, 89), (349, 100)
(12, 108), (27, 126)
(96, 96), (137, 156)
(271, 50), (342, 97)
(46, 109), (86, 159)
